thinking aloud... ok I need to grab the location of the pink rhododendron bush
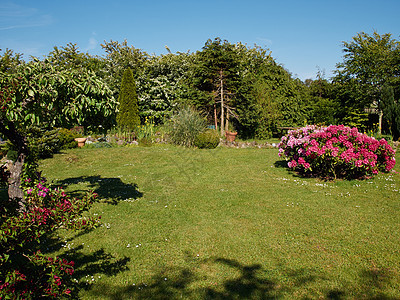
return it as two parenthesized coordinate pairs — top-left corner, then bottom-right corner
(278, 125), (396, 180)
(0, 177), (100, 299)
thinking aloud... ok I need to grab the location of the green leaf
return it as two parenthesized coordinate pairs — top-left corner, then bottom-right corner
(28, 89), (35, 97)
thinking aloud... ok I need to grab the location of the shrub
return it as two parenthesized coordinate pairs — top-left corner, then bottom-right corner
(194, 129), (220, 149)
(116, 68), (140, 131)
(166, 106), (206, 147)
(278, 125), (396, 179)
(27, 126), (60, 159)
(0, 177), (100, 299)
(57, 128), (79, 150)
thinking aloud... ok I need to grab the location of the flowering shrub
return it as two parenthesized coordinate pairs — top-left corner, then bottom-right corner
(0, 178), (101, 299)
(278, 125), (396, 179)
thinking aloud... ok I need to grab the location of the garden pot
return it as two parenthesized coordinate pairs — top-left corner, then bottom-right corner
(74, 137), (87, 147)
(225, 131), (237, 142)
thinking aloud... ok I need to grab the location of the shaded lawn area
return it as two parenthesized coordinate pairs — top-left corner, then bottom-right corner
(39, 145), (400, 299)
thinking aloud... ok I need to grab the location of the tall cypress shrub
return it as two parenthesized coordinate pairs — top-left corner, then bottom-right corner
(116, 68), (140, 130)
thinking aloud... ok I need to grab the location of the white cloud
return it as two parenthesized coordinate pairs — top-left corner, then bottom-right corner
(83, 32), (98, 52)
(0, 2), (53, 31)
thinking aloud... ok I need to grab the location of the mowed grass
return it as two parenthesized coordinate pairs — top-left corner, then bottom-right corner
(39, 145), (400, 299)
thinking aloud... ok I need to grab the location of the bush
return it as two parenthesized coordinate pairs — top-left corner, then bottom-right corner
(278, 125), (396, 179)
(194, 129), (220, 149)
(57, 128), (79, 150)
(0, 177), (100, 299)
(27, 127), (60, 159)
(166, 106), (206, 147)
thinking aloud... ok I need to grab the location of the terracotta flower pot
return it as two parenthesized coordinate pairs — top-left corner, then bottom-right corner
(225, 131), (237, 142)
(74, 137), (87, 148)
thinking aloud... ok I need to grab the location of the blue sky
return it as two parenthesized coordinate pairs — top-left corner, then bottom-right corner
(1, 0), (400, 81)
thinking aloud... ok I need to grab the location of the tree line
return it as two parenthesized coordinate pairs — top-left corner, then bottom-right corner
(2, 31), (399, 140)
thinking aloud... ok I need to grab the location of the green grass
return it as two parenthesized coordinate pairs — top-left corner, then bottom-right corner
(39, 145), (400, 299)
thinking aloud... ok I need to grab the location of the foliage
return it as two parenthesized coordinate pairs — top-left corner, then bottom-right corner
(57, 128), (79, 150)
(278, 125), (396, 179)
(333, 31), (400, 134)
(194, 129), (220, 149)
(0, 49), (24, 73)
(381, 85), (400, 140)
(116, 68), (140, 131)
(166, 106), (206, 147)
(335, 31), (400, 94)
(135, 51), (196, 124)
(0, 178), (100, 299)
(135, 116), (155, 142)
(0, 56), (117, 131)
(101, 40), (148, 97)
(26, 126), (60, 159)
(251, 79), (281, 139)
(236, 45), (310, 138)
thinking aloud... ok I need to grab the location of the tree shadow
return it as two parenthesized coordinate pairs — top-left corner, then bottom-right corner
(85, 256), (323, 299)
(39, 232), (130, 299)
(54, 175), (143, 205)
(203, 258), (279, 299)
(326, 267), (399, 300)
(80, 254), (400, 299)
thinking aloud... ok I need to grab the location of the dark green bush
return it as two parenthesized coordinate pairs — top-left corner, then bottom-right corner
(26, 127), (60, 159)
(194, 129), (220, 149)
(58, 128), (79, 150)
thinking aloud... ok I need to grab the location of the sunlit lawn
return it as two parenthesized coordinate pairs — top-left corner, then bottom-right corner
(39, 145), (400, 299)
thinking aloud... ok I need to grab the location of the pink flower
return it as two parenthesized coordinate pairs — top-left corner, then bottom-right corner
(288, 160), (297, 168)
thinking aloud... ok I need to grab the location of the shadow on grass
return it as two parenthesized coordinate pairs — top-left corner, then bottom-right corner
(42, 238), (130, 296)
(54, 175), (143, 205)
(274, 159), (288, 169)
(82, 255), (399, 299)
(84, 256), (326, 299)
(326, 268), (399, 300)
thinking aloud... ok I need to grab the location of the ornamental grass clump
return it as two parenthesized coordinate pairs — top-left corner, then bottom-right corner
(278, 125), (396, 179)
(166, 106), (207, 147)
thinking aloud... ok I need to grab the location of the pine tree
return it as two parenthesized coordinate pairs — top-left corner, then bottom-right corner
(116, 68), (140, 130)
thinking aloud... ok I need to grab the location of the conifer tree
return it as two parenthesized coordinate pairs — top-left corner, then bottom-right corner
(117, 68), (140, 130)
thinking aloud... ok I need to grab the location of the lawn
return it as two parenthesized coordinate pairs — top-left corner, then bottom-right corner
(39, 145), (400, 299)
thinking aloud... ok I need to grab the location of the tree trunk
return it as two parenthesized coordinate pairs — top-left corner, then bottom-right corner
(220, 70), (224, 136)
(8, 152), (26, 211)
(213, 103), (218, 131)
(0, 118), (29, 211)
(378, 110), (383, 135)
(225, 108), (229, 132)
